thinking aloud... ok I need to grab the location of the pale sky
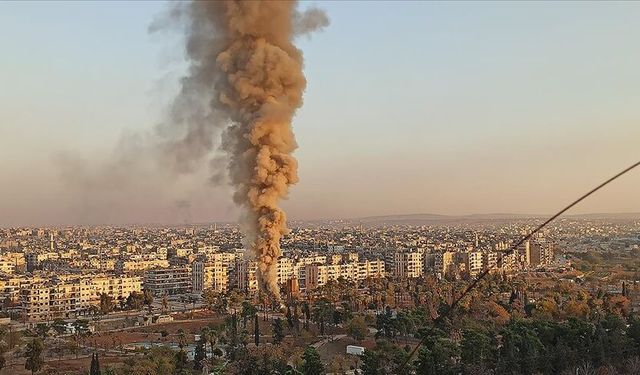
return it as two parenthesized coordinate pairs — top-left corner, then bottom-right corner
(0, 1), (639, 226)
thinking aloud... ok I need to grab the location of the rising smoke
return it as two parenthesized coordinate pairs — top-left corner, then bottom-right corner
(167, 1), (328, 299)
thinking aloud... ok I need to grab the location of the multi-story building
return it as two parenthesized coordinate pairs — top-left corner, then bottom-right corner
(0, 260), (15, 274)
(434, 251), (455, 276)
(459, 251), (483, 277)
(192, 261), (229, 293)
(0, 276), (26, 302)
(116, 259), (169, 273)
(358, 259), (385, 280)
(236, 260), (258, 293)
(305, 260), (386, 289)
(20, 274), (142, 324)
(276, 257), (296, 285)
(143, 267), (191, 296)
(483, 251), (499, 272)
(527, 243), (554, 267)
(391, 251), (424, 279)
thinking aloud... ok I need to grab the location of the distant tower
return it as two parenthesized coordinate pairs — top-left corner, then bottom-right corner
(50, 233), (54, 251)
(475, 233), (479, 247)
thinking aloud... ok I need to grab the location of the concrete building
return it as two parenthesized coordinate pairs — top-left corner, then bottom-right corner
(305, 260), (386, 290)
(434, 251), (455, 276)
(144, 267), (191, 296)
(459, 251), (484, 277)
(391, 251), (424, 279)
(527, 243), (554, 267)
(236, 260), (258, 293)
(20, 274), (142, 323)
(192, 261), (229, 293)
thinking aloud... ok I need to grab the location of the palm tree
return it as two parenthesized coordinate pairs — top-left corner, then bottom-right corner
(312, 299), (333, 336)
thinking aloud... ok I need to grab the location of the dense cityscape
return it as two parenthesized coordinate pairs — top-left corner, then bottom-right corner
(3, 0), (640, 374)
(0, 215), (638, 374)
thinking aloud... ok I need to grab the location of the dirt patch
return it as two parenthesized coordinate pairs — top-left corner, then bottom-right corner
(2, 355), (124, 375)
(133, 318), (226, 335)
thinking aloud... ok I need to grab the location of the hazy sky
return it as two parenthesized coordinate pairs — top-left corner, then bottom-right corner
(1, 1), (639, 227)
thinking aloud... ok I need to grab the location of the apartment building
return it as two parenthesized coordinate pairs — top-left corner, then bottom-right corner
(236, 260), (258, 293)
(0, 260), (15, 274)
(305, 260), (386, 289)
(434, 251), (455, 276)
(116, 259), (170, 273)
(20, 274), (142, 323)
(391, 251), (424, 279)
(192, 260), (229, 293)
(143, 267), (191, 296)
(483, 252), (498, 271)
(527, 243), (554, 267)
(459, 251), (484, 277)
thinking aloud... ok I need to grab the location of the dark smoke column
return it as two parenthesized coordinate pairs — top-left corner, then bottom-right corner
(179, 1), (328, 300)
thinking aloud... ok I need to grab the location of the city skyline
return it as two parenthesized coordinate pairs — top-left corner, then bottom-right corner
(1, 1), (639, 226)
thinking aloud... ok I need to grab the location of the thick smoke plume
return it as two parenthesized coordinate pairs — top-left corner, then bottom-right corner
(169, 1), (328, 300)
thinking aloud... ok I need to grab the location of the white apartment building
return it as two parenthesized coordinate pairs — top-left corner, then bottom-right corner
(192, 261), (229, 293)
(236, 260), (258, 293)
(0, 260), (15, 274)
(305, 260), (386, 289)
(116, 259), (169, 273)
(460, 251), (484, 277)
(483, 251), (499, 271)
(20, 274), (142, 323)
(434, 251), (455, 276)
(392, 251), (424, 279)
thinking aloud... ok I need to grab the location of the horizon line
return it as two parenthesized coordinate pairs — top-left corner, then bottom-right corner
(2, 210), (639, 229)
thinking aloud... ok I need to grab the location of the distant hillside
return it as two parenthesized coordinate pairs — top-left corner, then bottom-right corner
(338, 212), (640, 226)
(566, 212), (640, 219)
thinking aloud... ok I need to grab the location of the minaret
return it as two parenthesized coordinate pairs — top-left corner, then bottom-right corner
(50, 232), (54, 251)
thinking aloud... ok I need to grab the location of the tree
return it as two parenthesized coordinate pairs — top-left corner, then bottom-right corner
(485, 301), (511, 325)
(126, 291), (145, 310)
(273, 318), (285, 345)
(460, 329), (493, 370)
(301, 346), (324, 375)
(604, 295), (630, 317)
(52, 318), (67, 335)
(100, 293), (115, 315)
(361, 348), (381, 375)
(227, 345), (289, 374)
(174, 348), (188, 373)
(194, 337), (207, 370)
(415, 329), (460, 375)
(329, 354), (349, 375)
(302, 302), (311, 330)
(90, 352), (102, 375)
(120, 347), (176, 375)
(161, 294), (169, 313)
(25, 338), (44, 375)
(35, 323), (49, 339)
(312, 299), (333, 336)
(73, 319), (90, 336)
(286, 305), (294, 330)
(360, 340), (409, 375)
(0, 343), (5, 373)
(254, 314), (260, 346)
(564, 300), (589, 319)
(143, 289), (154, 312)
(347, 316), (368, 341)
(242, 301), (257, 328)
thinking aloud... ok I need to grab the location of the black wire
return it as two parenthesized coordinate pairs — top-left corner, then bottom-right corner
(400, 160), (640, 370)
